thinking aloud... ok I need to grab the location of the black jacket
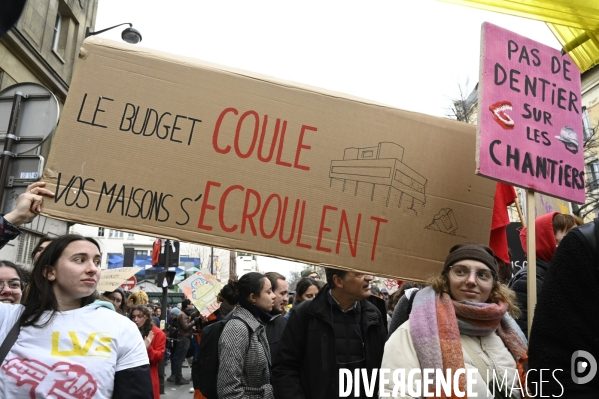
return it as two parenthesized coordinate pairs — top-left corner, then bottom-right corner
(272, 286), (387, 399)
(528, 226), (599, 397)
(508, 258), (550, 337)
(266, 314), (287, 361)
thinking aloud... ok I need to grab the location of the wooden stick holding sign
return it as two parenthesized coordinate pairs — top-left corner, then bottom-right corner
(525, 190), (536, 338)
(514, 193), (526, 228)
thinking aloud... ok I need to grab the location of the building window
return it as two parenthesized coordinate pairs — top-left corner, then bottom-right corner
(128, 233), (135, 239)
(135, 250), (147, 256)
(583, 106), (594, 140)
(109, 230), (123, 238)
(52, 14), (61, 52)
(16, 232), (41, 267)
(98, 227), (105, 237)
(51, 6), (71, 61)
(589, 161), (599, 190)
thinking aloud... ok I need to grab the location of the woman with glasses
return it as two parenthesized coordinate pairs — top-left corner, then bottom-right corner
(130, 304), (166, 399)
(0, 261), (26, 304)
(0, 234), (152, 398)
(381, 243), (528, 398)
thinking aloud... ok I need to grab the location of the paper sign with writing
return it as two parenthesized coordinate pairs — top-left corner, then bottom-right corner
(382, 279), (401, 295)
(477, 23), (584, 203)
(40, 38), (495, 282)
(97, 267), (142, 292)
(178, 271), (222, 316)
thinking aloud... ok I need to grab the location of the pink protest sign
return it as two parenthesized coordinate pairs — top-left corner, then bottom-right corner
(477, 23), (584, 203)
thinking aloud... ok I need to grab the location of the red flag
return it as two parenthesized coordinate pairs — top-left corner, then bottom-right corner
(151, 238), (161, 266)
(489, 182), (517, 264)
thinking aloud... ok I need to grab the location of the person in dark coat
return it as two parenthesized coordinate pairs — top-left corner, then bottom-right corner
(272, 267), (387, 399)
(508, 212), (582, 336)
(170, 299), (194, 384)
(387, 282), (425, 337)
(528, 220), (599, 397)
(264, 272), (289, 361)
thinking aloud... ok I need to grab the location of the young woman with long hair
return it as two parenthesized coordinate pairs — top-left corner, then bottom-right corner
(130, 304), (166, 399)
(284, 277), (319, 320)
(0, 234), (152, 398)
(103, 287), (128, 315)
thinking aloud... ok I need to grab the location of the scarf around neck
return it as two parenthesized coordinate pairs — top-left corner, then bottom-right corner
(240, 299), (273, 324)
(409, 286), (528, 398)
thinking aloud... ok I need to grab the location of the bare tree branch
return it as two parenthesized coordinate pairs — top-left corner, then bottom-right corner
(445, 78), (477, 124)
(574, 119), (599, 220)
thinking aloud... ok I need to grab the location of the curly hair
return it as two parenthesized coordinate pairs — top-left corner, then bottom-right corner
(127, 290), (148, 307)
(129, 304), (153, 337)
(428, 273), (521, 318)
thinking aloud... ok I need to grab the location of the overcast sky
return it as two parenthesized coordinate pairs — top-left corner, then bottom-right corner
(93, 0), (560, 278)
(94, 0), (559, 117)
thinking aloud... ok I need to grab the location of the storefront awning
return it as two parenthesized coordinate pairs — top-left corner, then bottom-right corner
(440, 0), (599, 72)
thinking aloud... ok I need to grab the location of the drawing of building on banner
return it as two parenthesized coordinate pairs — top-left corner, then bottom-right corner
(329, 142), (427, 214)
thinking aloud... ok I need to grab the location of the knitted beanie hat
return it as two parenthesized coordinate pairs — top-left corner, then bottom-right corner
(443, 242), (498, 274)
(301, 268), (314, 278)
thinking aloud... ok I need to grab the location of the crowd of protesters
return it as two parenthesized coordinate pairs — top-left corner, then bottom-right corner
(1, 182), (598, 398)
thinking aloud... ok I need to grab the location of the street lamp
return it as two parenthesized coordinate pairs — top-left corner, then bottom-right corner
(85, 23), (142, 44)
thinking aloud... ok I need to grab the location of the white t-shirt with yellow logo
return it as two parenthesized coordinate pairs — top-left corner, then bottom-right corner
(0, 302), (149, 398)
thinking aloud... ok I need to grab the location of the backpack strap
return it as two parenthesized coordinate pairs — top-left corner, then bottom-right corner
(0, 319), (20, 365)
(406, 288), (419, 317)
(461, 335), (490, 384)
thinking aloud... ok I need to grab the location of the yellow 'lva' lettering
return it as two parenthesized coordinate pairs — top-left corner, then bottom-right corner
(51, 331), (112, 357)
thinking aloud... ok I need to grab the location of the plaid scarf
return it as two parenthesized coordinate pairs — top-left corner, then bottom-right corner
(410, 286), (528, 398)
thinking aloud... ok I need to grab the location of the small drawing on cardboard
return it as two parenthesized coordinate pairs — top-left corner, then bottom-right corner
(329, 142), (428, 216)
(424, 208), (465, 237)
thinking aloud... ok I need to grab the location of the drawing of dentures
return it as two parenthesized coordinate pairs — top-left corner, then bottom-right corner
(489, 101), (514, 130)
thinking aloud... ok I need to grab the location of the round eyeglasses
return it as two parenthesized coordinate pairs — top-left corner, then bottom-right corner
(0, 280), (22, 292)
(447, 265), (496, 286)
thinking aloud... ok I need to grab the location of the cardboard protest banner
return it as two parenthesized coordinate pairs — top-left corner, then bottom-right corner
(178, 271), (222, 316)
(97, 267), (142, 292)
(40, 38), (495, 282)
(477, 23), (584, 203)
